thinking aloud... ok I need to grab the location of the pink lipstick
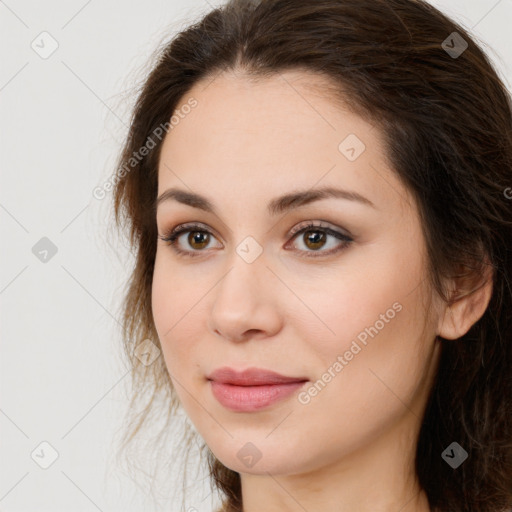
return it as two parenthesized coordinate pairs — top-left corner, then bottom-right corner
(207, 367), (308, 412)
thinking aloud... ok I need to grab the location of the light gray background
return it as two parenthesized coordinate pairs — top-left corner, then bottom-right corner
(1, 1), (511, 511)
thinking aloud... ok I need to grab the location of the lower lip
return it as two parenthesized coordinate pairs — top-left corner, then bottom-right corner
(209, 380), (307, 412)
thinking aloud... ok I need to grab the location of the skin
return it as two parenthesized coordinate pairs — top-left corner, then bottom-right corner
(151, 69), (493, 512)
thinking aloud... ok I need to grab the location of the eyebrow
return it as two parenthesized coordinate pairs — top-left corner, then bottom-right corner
(154, 186), (376, 216)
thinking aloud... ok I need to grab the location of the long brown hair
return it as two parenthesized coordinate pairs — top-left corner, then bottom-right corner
(111, 1), (512, 510)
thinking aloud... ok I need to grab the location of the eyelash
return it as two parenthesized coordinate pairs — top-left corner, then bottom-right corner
(158, 221), (353, 259)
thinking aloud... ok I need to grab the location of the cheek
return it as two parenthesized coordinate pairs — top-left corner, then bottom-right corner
(290, 276), (435, 466)
(151, 256), (190, 369)
(303, 242), (434, 405)
(309, 246), (425, 354)
(151, 255), (173, 337)
(151, 253), (211, 381)
(151, 261), (212, 431)
(151, 251), (195, 330)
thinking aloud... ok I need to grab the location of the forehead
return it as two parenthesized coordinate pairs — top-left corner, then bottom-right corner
(157, 69), (413, 217)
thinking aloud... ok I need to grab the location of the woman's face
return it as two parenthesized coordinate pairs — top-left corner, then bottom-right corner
(152, 69), (442, 476)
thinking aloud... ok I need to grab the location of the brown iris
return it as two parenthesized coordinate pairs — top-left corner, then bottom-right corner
(303, 230), (326, 250)
(188, 231), (210, 250)
(186, 228), (328, 252)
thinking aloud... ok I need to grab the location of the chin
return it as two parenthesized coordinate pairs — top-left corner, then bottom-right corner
(209, 438), (313, 476)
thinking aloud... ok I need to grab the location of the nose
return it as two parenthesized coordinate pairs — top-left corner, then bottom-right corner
(208, 251), (283, 343)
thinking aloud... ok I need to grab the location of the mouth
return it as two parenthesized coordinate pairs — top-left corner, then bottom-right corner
(207, 366), (309, 412)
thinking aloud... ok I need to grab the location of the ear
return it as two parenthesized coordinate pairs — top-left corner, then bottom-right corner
(437, 256), (494, 340)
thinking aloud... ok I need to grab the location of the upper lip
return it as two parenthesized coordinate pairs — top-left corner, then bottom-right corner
(207, 366), (308, 386)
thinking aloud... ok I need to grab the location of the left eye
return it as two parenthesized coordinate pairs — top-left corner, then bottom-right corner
(158, 221), (353, 258)
(288, 225), (352, 256)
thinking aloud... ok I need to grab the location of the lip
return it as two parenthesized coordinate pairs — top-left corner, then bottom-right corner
(207, 366), (308, 386)
(207, 367), (308, 412)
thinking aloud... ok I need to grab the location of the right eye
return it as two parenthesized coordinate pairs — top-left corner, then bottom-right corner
(158, 222), (222, 258)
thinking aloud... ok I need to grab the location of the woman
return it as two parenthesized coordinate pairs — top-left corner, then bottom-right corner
(112, 0), (512, 510)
